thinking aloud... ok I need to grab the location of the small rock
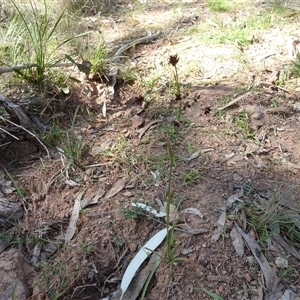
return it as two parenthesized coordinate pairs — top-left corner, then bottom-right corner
(275, 257), (288, 268)
(129, 243), (137, 252)
(294, 103), (300, 112)
(131, 115), (144, 129)
(123, 191), (133, 197)
(233, 173), (243, 181)
(218, 284), (224, 294)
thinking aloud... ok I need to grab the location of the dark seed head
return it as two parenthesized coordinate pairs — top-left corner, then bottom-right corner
(169, 54), (179, 66)
(204, 106), (211, 115)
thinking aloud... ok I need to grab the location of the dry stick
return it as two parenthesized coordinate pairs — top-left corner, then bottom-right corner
(107, 32), (161, 100)
(138, 120), (162, 141)
(0, 92), (48, 131)
(0, 62), (73, 75)
(214, 91), (254, 113)
(0, 126), (19, 140)
(257, 81), (290, 93)
(0, 117), (50, 158)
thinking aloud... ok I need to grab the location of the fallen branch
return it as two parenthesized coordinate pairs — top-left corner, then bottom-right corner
(214, 91), (254, 113)
(138, 120), (162, 141)
(257, 81), (290, 94)
(0, 62), (73, 75)
(0, 197), (23, 229)
(0, 92), (49, 132)
(0, 126), (19, 140)
(108, 32), (161, 100)
(1, 116), (50, 158)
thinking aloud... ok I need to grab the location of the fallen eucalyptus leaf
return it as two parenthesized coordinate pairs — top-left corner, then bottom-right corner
(273, 233), (300, 260)
(186, 149), (213, 161)
(31, 244), (42, 267)
(120, 228), (167, 300)
(182, 207), (204, 218)
(187, 151), (201, 161)
(230, 226), (244, 257)
(211, 229), (222, 243)
(64, 191), (84, 242)
(140, 254), (161, 300)
(104, 179), (126, 200)
(122, 253), (161, 300)
(217, 211), (226, 226)
(181, 246), (193, 255)
(227, 194), (243, 207)
(235, 223), (282, 299)
(81, 189), (105, 209)
(177, 224), (208, 235)
(65, 179), (79, 187)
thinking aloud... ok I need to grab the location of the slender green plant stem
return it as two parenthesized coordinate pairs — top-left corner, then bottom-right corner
(174, 66), (181, 99)
(166, 140), (175, 263)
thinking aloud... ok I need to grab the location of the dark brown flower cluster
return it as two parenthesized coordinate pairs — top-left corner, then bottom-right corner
(169, 54), (179, 66)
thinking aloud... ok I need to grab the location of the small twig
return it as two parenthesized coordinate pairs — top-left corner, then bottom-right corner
(0, 142), (11, 148)
(0, 117), (50, 158)
(214, 91), (254, 113)
(206, 18), (219, 27)
(138, 120), (162, 141)
(0, 126), (19, 140)
(257, 81), (290, 93)
(259, 53), (276, 61)
(0, 62), (73, 75)
(112, 32), (161, 63)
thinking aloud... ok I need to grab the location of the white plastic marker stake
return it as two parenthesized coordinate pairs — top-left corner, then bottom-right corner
(120, 228), (167, 300)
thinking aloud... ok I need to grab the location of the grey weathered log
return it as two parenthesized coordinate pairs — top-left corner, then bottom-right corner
(0, 197), (23, 228)
(0, 62), (73, 75)
(0, 93), (49, 133)
(0, 93), (38, 130)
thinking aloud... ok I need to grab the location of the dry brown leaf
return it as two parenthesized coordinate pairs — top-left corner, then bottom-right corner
(122, 254), (160, 300)
(230, 226), (244, 257)
(64, 191), (84, 242)
(177, 224), (208, 235)
(235, 223), (283, 299)
(104, 179), (126, 200)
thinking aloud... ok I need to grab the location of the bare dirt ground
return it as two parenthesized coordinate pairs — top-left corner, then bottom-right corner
(1, 1), (300, 299)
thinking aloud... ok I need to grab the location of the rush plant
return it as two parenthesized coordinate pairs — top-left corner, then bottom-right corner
(10, 0), (87, 86)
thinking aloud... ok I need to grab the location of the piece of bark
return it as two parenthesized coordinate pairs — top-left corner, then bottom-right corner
(0, 197), (23, 228)
(0, 93), (38, 130)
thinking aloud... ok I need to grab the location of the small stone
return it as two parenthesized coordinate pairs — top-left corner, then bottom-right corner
(123, 191), (133, 197)
(218, 285), (224, 294)
(129, 243), (137, 252)
(233, 173), (243, 181)
(275, 257), (288, 268)
(131, 115), (144, 129)
(245, 273), (251, 282)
